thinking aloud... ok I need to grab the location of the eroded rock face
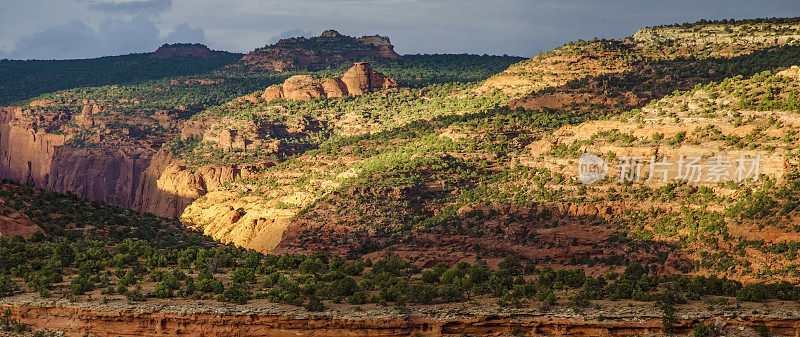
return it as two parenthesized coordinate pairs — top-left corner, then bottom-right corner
(0, 108), (245, 219)
(234, 30), (401, 72)
(47, 147), (150, 209)
(0, 107), (68, 187)
(261, 63), (397, 103)
(358, 35), (402, 60)
(0, 211), (41, 238)
(135, 151), (253, 218)
(181, 190), (303, 252)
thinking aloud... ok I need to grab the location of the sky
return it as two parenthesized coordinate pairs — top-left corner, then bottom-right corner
(2, 0), (800, 60)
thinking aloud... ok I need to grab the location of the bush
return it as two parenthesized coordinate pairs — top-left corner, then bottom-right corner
(125, 289), (147, 302)
(151, 281), (173, 298)
(538, 289), (557, 306)
(328, 277), (358, 298)
(219, 284), (252, 304)
(736, 283), (770, 302)
(197, 278), (224, 294)
(439, 284), (465, 303)
(753, 323), (769, 337)
(231, 267), (256, 284)
(69, 276), (93, 295)
(347, 292), (367, 305)
(305, 296), (325, 311)
(407, 284), (438, 304)
(184, 276), (196, 296)
(0, 276), (18, 297)
(694, 322), (712, 337)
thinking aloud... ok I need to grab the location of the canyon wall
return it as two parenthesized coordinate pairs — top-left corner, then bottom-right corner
(0, 107), (239, 219)
(4, 303), (800, 337)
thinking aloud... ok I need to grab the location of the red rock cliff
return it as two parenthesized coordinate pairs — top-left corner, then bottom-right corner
(4, 303), (800, 337)
(0, 107), (238, 218)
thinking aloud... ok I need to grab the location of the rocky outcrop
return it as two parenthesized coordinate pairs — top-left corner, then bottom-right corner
(133, 151), (207, 218)
(260, 63), (397, 102)
(777, 66), (800, 80)
(281, 75), (326, 101)
(233, 30), (401, 72)
(180, 189), (312, 252)
(75, 104), (101, 127)
(150, 43), (219, 59)
(357, 35), (402, 59)
(340, 62), (396, 95)
(0, 211), (41, 238)
(632, 24), (800, 53)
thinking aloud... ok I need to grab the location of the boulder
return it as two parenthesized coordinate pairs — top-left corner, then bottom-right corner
(282, 75), (325, 101)
(258, 63), (397, 103)
(340, 63), (372, 95)
(320, 78), (348, 98)
(261, 86), (283, 101)
(777, 66), (800, 80)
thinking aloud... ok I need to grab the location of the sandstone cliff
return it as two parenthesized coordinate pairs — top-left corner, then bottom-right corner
(0, 107), (241, 219)
(4, 299), (800, 337)
(132, 151), (246, 218)
(233, 30), (401, 72)
(260, 63), (397, 102)
(180, 190), (304, 252)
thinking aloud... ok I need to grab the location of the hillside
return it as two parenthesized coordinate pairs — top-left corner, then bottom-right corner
(4, 17), (800, 336)
(0, 44), (242, 105)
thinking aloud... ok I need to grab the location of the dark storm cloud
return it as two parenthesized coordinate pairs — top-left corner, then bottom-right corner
(4, 20), (100, 60)
(268, 29), (316, 44)
(88, 0), (172, 14)
(2, 15), (204, 60)
(3, 0), (800, 60)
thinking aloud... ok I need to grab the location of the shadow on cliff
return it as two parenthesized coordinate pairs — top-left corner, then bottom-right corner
(276, 197), (694, 276)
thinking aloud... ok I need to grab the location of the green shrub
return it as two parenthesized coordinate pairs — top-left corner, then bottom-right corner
(694, 322), (712, 337)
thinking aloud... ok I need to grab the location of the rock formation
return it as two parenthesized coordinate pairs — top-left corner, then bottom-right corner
(0, 211), (41, 238)
(260, 63), (397, 102)
(4, 299), (799, 337)
(777, 66), (800, 80)
(149, 43), (219, 59)
(234, 30), (401, 72)
(0, 107), (245, 219)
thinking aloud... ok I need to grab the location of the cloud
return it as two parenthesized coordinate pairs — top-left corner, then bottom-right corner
(267, 29), (316, 44)
(163, 23), (206, 44)
(88, 0), (172, 14)
(5, 0), (800, 59)
(1, 15), (204, 60)
(2, 19), (100, 60)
